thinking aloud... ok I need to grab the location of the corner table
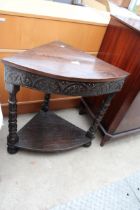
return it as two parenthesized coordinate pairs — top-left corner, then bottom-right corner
(2, 41), (128, 154)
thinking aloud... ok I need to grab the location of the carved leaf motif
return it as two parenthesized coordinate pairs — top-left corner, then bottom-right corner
(5, 66), (125, 96)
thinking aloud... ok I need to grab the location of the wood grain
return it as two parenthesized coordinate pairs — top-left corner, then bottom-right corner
(84, 15), (140, 141)
(0, 0), (110, 25)
(3, 41), (128, 82)
(0, 14), (107, 52)
(2, 96), (81, 116)
(0, 52), (79, 115)
(16, 111), (91, 152)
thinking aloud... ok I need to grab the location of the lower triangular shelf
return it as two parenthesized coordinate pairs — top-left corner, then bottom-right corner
(16, 111), (91, 152)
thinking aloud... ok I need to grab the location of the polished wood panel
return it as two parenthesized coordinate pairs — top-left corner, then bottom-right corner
(83, 14), (140, 143)
(0, 52), (10, 104)
(3, 41), (128, 82)
(0, 14), (107, 52)
(115, 92), (140, 133)
(2, 96), (80, 116)
(111, 15), (140, 32)
(0, 0), (110, 25)
(110, 3), (140, 32)
(98, 17), (140, 132)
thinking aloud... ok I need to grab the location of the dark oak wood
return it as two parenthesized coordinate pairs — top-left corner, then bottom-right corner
(3, 41), (128, 82)
(41, 93), (51, 112)
(86, 93), (115, 140)
(83, 10), (140, 145)
(3, 41), (128, 153)
(16, 111), (91, 152)
(4, 66), (126, 97)
(5, 83), (20, 154)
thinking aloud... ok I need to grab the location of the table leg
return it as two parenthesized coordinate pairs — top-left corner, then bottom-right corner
(85, 93), (115, 147)
(100, 135), (111, 147)
(79, 101), (86, 115)
(6, 83), (20, 154)
(41, 93), (51, 112)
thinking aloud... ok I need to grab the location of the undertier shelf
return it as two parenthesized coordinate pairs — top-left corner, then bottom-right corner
(16, 111), (91, 152)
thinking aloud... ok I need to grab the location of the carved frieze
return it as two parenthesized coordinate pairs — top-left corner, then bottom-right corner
(5, 66), (125, 96)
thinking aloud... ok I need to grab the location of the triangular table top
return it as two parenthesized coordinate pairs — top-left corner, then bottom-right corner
(3, 41), (128, 82)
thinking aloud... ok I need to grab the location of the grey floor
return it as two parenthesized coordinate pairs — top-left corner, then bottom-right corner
(0, 108), (140, 210)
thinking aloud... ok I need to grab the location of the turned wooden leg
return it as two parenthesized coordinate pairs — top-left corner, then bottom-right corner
(83, 141), (92, 147)
(6, 83), (20, 154)
(41, 93), (51, 112)
(79, 101), (86, 115)
(85, 93), (115, 146)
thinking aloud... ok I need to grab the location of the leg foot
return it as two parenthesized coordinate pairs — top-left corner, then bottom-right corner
(83, 141), (92, 147)
(100, 141), (105, 147)
(86, 130), (95, 139)
(100, 135), (111, 147)
(7, 146), (18, 154)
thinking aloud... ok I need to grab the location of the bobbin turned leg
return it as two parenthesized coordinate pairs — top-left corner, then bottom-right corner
(6, 83), (20, 154)
(79, 101), (86, 115)
(85, 93), (115, 147)
(41, 93), (51, 112)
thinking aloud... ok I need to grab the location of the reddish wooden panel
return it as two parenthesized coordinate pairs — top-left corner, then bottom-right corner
(84, 16), (140, 135)
(99, 17), (140, 132)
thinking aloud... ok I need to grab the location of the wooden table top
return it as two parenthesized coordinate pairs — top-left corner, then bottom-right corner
(3, 41), (128, 82)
